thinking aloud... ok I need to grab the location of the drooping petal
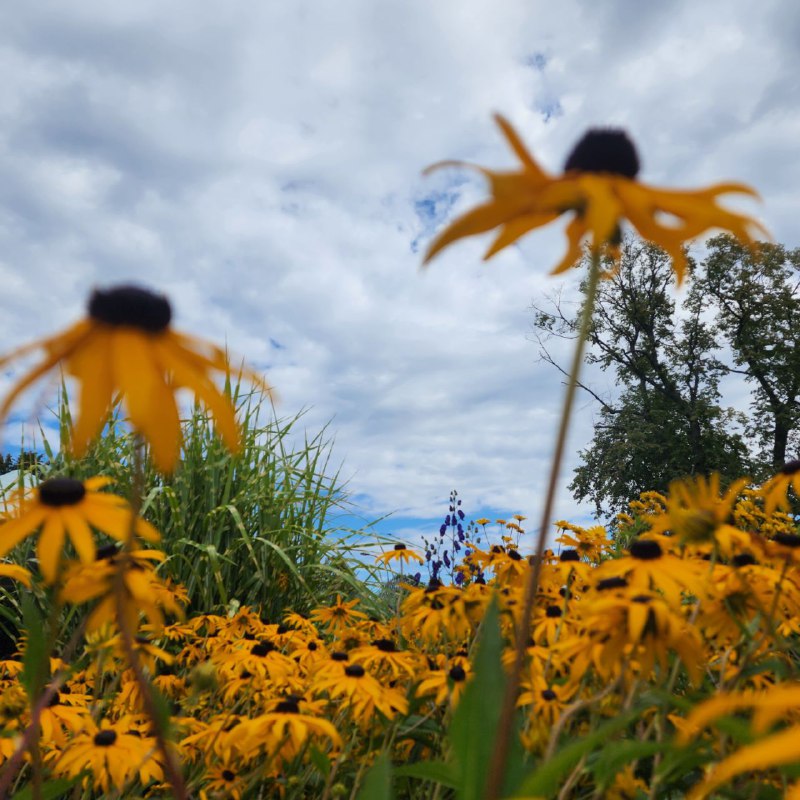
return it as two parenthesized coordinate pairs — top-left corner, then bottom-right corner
(64, 329), (115, 457)
(580, 176), (623, 248)
(0, 563), (32, 587)
(550, 216), (587, 275)
(37, 513), (66, 584)
(61, 508), (96, 564)
(0, 507), (48, 558)
(483, 211), (561, 260)
(424, 200), (534, 264)
(111, 330), (181, 472)
(154, 336), (241, 454)
(81, 502), (136, 544)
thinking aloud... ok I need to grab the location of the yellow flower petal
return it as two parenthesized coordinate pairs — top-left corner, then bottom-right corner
(111, 329), (180, 472)
(62, 507), (96, 564)
(37, 513), (66, 584)
(65, 329), (115, 458)
(0, 507), (48, 558)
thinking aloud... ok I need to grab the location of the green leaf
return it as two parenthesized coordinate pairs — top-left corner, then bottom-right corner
(147, 681), (174, 740)
(357, 751), (393, 800)
(514, 711), (638, 797)
(12, 777), (77, 800)
(394, 760), (458, 787)
(447, 595), (526, 800)
(587, 739), (666, 785)
(309, 744), (331, 779)
(20, 594), (47, 698)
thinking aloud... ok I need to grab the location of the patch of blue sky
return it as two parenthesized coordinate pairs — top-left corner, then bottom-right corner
(410, 179), (470, 254)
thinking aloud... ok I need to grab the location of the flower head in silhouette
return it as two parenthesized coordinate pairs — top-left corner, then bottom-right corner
(424, 115), (766, 284)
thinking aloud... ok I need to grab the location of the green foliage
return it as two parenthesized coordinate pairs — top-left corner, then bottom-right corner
(12, 387), (382, 619)
(698, 235), (800, 476)
(533, 239), (750, 519)
(356, 752), (395, 800)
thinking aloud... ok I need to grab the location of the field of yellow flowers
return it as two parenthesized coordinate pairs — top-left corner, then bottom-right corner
(1, 115), (798, 800)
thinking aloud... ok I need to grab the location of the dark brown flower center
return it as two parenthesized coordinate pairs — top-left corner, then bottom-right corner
(88, 285), (172, 332)
(344, 664), (365, 678)
(773, 533), (800, 548)
(95, 543), (119, 560)
(393, 544), (407, 550)
(331, 651), (349, 662)
(541, 689), (557, 701)
(275, 699), (300, 714)
(560, 549), (580, 562)
(545, 605), (563, 618)
(250, 641), (277, 657)
(564, 129), (640, 179)
(780, 459), (800, 475)
(448, 665), (466, 682)
(374, 639), (397, 652)
(596, 576), (628, 591)
(629, 539), (662, 560)
(222, 770), (236, 782)
(38, 477), (86, 507)
(93, 729), (117, 747)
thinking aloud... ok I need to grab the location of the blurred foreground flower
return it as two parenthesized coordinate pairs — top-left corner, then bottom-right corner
(0, 285), (272, 472)
(0, 476), (159, 583)
(423, 114), (767, 284)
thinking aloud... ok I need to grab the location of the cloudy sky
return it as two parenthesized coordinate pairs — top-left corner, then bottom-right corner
(0, 0), (796, 553)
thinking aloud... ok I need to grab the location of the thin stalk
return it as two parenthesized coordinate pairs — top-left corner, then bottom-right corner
(0, 618), (87, 799)
(112, 437), (188, 800)
(486, 251), (602, 800)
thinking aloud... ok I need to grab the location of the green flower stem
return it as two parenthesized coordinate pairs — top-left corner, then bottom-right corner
(113, 437), (188, 800)
(486, 250), (602, 800)
(0, 618), (87, 799)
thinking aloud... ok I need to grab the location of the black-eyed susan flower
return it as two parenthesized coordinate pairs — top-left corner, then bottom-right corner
(59, 546), (184, 632)
(312, 662), (408, 725)
(237, 697), (342, 761)
(0, 476), (159, 583)
(201, 761), (247, 800)
(375, 543), (425, 568)
(424, 115), (766, 284)
(0, 285), (272, 472)
(309, 595), (369, 636)
(54, 718), (163, 793)
(593, 537), (705, 606)
(416, 661), (471, 708)
(644, 473), (751, 556)
(350, 639), (420, 680)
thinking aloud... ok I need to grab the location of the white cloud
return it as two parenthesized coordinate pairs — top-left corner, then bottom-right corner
(0, 0), (796, 537)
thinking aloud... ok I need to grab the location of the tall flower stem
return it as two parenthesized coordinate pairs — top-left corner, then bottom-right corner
(486, 251), (601, 800)
(113, 437), (188, 800)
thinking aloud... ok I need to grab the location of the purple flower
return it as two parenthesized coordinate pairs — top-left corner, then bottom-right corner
(455, 572), (464, 585)
(443, 551), (451, 568)
(458, 509), (465, 520)
(445, 515), (451, 526)
(439, 524), (447, 536)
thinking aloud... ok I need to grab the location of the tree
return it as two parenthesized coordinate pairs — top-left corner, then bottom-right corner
(697, 235), (800, 476)
(531, 239), (750, 520)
